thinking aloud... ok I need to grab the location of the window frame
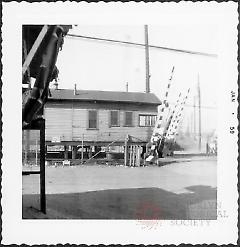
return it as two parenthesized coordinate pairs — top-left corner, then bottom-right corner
(124, 111), (134, 127)
(139, 114), (157, 127)
(109, 110), (120, 127)
(87, 110), (98, 130)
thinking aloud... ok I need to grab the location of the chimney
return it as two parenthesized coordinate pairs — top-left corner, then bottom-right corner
(74, 83), (77, 95)
(126, 82), (128, 92)
(53, 81), (58, 90)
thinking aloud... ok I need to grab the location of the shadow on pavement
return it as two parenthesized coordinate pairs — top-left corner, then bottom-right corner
(23, 185), (217, 220)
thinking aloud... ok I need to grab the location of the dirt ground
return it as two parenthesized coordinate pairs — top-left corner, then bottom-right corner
(22, 156), (217, 219)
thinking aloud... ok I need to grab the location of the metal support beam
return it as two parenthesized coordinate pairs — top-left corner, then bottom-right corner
(40, 119), (46, 214)
(22, 25), (49, 76)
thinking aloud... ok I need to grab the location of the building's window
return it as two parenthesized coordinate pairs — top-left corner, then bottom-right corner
(110, 111), (120, 127)
(88, 110), (98, 129)
(139, 114), (157, 127)
(124, 111), (133, 126)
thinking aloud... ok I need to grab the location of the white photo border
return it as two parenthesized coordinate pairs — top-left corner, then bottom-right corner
(1, 2), (238, 245)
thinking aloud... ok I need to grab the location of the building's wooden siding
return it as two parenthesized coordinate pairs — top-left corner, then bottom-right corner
(44, 108), (72, 141)
(44, 101), (157, 144)
(72, 108), (86, 141)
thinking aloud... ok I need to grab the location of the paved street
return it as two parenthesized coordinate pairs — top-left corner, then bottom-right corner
(22, 155), (217, 219)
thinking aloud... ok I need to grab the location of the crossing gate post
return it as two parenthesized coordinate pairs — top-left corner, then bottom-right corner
(124, 134), (129, 166)
(136, 146), (141, 167)
(133, 146), (136, 166)
(128, 145), (141, 167)
(129, 146), (133, 166)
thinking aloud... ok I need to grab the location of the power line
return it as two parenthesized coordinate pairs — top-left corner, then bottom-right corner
(66, 33), (218, 58)
(168, 102), (217, 110)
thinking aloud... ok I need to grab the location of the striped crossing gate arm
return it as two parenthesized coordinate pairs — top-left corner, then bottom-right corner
(166, 92), (182, 139)
(166, 92), (184, 139)
(151, 66), (175, 142)
(157, 110), (175, 155)
(147, 66), (175, 161)
(167, 88), (191, 140)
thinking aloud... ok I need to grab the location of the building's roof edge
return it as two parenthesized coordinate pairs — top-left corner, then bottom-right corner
(48, 89), (162, 105)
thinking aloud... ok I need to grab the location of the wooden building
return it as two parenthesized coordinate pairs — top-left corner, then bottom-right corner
(44, 87), (161, 159)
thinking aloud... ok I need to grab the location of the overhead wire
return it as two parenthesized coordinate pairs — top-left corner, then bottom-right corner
(167, 102), (217, 110)
(65, 33), (218, 110)
(66, 33), (218, 58)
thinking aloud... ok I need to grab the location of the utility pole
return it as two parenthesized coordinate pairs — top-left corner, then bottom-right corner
(126, 82), (128, 92)
(144, 25), (150, 93)
(193, 96), (196, 140)
(197, 73), (202, 152)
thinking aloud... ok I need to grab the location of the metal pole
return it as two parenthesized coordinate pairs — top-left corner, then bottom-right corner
(198, 74), (202, 151)
(40, 119), (46, 214)
(144, 25), (150, 93)
(81, 134), (84, 164)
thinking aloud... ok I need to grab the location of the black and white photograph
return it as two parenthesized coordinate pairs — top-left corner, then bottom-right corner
(2, 2), (238, 245)
(22, 23), (218, 220)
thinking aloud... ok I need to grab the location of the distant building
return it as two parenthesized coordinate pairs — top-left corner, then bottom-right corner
(44, 88), (161, 159)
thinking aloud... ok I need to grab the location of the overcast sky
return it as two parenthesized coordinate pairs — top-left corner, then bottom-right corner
(55, 24), (219, 134)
